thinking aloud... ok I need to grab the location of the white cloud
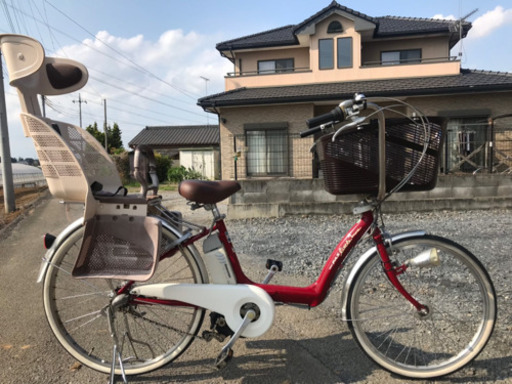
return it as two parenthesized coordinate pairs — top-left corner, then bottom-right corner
(470, 6), (512, 39)
(433, 14), (456, 21)
(4, 29), (232, 157)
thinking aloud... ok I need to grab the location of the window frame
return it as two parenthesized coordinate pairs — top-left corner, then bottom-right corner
(319, 38), (334, 70)
(244, 123), (289, 177)
(257, 58), (294, 74)
(337, 37), (353, 68)
(327, 21), (343, 34)
(381, 49), (422, 65)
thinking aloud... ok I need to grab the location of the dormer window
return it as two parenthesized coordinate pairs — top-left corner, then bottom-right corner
(327, 21), (343, 34)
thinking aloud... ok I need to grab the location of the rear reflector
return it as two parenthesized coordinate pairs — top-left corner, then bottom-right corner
(44, 234), (56, 249)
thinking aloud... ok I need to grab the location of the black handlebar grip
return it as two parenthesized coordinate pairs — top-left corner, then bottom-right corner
(299, 126), (322, 138)
(306, 106), (345, 128)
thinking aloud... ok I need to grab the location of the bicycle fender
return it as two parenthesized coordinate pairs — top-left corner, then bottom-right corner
(37, 217), (84, 283)
(340, 230), (426, 321)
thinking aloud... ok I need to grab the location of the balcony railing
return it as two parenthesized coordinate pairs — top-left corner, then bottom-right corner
(362, 56), (459, 67)
(226, 56), (458, 77)
(226, 67), (311, 77)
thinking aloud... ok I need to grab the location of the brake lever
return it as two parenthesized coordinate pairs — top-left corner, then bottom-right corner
(332, 116), (368, 141)
(309, 122), (334, 152)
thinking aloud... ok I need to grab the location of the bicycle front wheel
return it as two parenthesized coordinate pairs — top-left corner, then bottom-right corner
(346, 234), (496, 379)
(42, 223), (207, 375)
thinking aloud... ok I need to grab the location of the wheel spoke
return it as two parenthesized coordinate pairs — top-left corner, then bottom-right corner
(347, 235), (496, 379)
(43, 225), (205, 375)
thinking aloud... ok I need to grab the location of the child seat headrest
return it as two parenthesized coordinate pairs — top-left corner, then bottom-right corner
(0, 33), (88, 95)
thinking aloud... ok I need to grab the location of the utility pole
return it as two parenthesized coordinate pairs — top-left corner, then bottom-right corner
(103, 99), (108, 151)
(200, 76), (210, 126)
(41, 95), (46, 117)
(0, 50), (16, 213)
(72, 93), (86, 127)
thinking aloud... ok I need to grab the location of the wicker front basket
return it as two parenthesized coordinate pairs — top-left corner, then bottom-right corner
(317, 118), (445, 195)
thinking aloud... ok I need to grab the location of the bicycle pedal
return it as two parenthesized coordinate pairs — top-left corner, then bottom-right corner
(215, 348), (233, 369)
(266, 259), (283, 271)
(262, 259), (283, 284)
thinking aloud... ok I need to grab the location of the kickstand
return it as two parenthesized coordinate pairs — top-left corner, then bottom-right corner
(107, 306), (128, 384)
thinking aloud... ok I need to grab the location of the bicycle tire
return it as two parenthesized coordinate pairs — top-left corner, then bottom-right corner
(42, 223), (207, 375)
(346, 234), (496, 379)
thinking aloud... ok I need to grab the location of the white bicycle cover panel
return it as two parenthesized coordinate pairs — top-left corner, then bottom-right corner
(131, 283), (275, 338)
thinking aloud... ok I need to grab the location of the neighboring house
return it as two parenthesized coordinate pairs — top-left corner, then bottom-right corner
(128, 125), (220, 180)
(198, 1), (512, 180)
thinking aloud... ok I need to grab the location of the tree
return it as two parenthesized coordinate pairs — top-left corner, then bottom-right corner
(109, 123), (123, 152)
(85, 122), (105, 145)
(85, 122), (124, 154)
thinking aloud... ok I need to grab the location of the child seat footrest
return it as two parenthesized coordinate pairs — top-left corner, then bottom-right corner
(72, 215), (161, 281)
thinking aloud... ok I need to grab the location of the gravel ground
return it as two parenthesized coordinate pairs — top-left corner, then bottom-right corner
(162, 191), (512, 381)
(224, 208), (512, 380)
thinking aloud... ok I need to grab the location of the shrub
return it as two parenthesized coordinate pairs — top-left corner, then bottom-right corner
(112, 151), (131, 185)
(154, 153), (173, 182)
(167, 166), (206, 183)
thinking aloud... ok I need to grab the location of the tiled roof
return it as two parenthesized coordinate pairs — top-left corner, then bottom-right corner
(128, 125), (219, 148)
(216, 25), (298, 51)
(216, 1), (470, 52)
(198, 70), (512, 108)
(294, 1), (376, 33)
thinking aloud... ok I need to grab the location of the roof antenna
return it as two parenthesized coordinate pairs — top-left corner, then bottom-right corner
(458, 8), (478, 59)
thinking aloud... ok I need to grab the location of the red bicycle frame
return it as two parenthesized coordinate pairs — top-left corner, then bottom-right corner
(147, 209), (425, 311)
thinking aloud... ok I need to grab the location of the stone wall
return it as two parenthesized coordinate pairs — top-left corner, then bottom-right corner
(227, 175), (512, 218)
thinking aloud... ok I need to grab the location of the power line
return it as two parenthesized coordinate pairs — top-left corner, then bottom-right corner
(44, 0), (201, 100)
(87, 74), (205, 118)
(1, 0), (16, 32)
(5, 2), (208, 117)
(2, 1), (215, 149)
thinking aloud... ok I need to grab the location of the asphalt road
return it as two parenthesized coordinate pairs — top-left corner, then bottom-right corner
(0, 193), (510, 384)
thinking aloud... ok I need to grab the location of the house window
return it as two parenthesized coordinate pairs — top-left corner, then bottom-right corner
(245, 125), (288, 176)
(319, 39), (334, 69)
(445, 117), (488, 173)
(381, 49), (422, 65)
(337, 37), (352, 68)
(327, 21), (343, 33)
(258, 59), (294, 74)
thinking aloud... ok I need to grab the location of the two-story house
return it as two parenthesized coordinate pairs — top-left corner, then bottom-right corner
(198, 1), (512, 182)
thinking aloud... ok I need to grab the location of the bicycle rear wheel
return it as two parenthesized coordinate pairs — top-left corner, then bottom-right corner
(346, 234), (496, 379)
(42, 223), (207, 375)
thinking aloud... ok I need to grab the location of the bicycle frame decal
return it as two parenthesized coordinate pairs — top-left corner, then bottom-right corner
(329, 226), (363, 271)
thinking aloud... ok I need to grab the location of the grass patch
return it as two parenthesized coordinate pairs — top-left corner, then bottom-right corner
(125, 182), (179, 193)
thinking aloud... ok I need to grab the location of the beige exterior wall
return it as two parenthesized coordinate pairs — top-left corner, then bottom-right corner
(234, 47), (309, 74)
(225, 61), (460, 90)
(406, 92), (512, 117)
(362, 36), (450, 64)
(219, 92), (512, 180)
(215, 9), (512, 181)
(224, 13), (460, 91)
(219, 104), (314, 179)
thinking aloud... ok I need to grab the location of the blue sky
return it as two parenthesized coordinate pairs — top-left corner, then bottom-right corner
(1, 0), (512, 158)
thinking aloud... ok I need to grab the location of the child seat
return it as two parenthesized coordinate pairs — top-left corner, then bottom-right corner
(0, 34), (161, 281)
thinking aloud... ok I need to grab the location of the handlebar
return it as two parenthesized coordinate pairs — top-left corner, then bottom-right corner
(300, 94), (367, 138)
(306, 106), (345, 129)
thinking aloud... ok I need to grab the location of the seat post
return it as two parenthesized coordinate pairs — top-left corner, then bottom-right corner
(204, 204), (225, 221)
